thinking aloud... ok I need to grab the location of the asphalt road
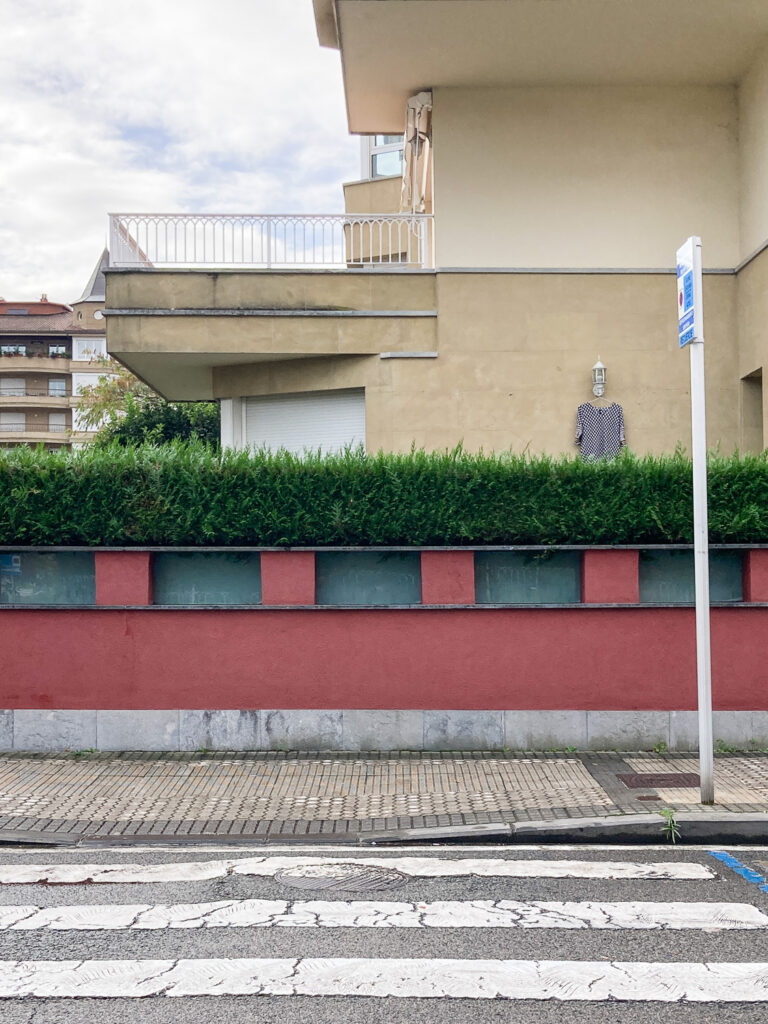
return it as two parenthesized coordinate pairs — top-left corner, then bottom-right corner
(0, 842), (766, 1023)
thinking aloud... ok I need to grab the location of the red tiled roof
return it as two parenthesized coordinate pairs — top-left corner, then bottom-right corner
(0, 311), (77, 334)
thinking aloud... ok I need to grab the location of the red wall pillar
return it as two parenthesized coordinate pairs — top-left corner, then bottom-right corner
(260, 551), (315, 605)
(421, 550), (475, 604)
(582, 549), (639, 604)
(95, 551), (152, 606)
(744, 549), (768, 602)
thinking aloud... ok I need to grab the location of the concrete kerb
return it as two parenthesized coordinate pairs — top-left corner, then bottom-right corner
(361, 812), (768, 845)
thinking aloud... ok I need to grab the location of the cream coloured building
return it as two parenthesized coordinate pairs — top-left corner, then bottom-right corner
(105, 1), (768, 458)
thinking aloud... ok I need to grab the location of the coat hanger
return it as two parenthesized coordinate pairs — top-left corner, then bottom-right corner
(588, 395), (613, 408)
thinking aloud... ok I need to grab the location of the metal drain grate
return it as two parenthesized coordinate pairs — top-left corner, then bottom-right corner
(617, 772), (700, 789)
(275, 862), (407, 892)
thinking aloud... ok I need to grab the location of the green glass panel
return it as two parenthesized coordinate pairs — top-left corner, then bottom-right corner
(316, 552), (421, 606)
(475, 551), (581, 604)
(153, 552), (261, 606)
(0, 552), (95, 605)
(639, 550), (743, 604)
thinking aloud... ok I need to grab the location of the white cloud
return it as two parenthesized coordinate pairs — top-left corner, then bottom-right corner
(0, 0), (359, 300)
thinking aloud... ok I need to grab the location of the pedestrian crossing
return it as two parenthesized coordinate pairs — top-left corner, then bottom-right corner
(0, 849), (766, 1006)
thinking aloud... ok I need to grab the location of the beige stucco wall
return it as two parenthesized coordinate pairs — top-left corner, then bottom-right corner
(432, 85), (739, 270)
(739, 41), (768, 260)
(210, 271), (740, 457)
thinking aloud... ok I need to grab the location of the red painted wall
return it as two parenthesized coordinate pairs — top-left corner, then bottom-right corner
(1, 606), (766, 711)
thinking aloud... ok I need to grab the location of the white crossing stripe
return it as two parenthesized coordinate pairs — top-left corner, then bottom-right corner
(0, 898), (764, 932)
(1, 957), (767, 1000)
(0, 856), (714, 885)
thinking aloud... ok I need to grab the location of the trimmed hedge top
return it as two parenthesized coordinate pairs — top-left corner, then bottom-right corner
(1, 443), (767, 547)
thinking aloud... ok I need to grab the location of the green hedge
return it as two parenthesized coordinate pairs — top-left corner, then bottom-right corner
(1, 443), (767, 547)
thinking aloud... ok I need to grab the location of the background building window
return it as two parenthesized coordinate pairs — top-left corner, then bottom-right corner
(361, 134), (404, 179)
(0, 411), (25, 432)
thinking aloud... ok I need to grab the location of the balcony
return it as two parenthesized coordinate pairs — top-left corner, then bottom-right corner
(106, 213), (437, 401)
(0, 389), (72, 409)
(0, 424), (70, 445)
(0, 356), (72, 372)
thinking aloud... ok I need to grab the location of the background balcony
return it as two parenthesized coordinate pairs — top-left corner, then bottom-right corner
(0, 356), (72, 372)
(0, 392), (72, 408)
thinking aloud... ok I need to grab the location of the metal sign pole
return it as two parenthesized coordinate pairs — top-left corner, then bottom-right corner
(677, 236), (714, 805)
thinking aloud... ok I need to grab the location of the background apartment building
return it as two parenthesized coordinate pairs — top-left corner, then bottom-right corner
(103, 1), (768, 459)
(0, 252), (109, 449)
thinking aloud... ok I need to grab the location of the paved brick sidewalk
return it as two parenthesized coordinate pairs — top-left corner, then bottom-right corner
(0, 750), (766, 841)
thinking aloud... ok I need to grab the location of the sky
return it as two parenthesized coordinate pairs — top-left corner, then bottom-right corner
(0, 0), (359, 302)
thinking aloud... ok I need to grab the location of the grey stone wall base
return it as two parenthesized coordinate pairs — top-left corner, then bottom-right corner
(3, 709), (768, 753)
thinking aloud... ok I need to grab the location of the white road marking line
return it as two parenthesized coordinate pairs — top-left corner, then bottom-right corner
(1, 957), (767, 1000)
(0, 899), (763, 932)
(0, 856), (715, 885)
(22, 844), (767, 854)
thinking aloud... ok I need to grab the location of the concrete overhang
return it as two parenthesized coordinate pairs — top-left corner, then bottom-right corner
(104, 268), (437, 400)
(328, 0), (768, 132)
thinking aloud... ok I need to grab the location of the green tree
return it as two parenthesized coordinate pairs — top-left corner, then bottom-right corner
(78, 359), (219, 446)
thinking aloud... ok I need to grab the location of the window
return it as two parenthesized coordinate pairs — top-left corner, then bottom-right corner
(638, 550), (743, 603)
(48, 412), (67, 432)
(0, 378), (24, 396)
(475, 551), (582, 604)
(315, 552), (421, 606)
(48, 344), (67, 357)
(0, 345), (25, 356)
(361, 134), (404, 179)
(244, 388), (365, 456)
(0, 552), (95, 605)
(73, 338), (106, 361)
(153, 552), (262, 606)
(48, 379), (67, 396)
(0, 411), (25, 432)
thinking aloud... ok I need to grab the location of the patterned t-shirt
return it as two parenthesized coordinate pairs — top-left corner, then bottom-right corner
(575, 403), (625, 459)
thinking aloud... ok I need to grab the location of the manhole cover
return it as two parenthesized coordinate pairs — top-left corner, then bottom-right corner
(617, 772), (700, 789)
(275, 862), (407, 892)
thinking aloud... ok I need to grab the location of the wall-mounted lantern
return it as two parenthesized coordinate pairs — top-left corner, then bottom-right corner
(592, 357), (607, 397)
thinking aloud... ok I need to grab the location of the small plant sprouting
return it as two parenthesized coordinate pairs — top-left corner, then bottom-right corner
(565, 745), (578, 753)
(653, 740), (668, 755)
(715, 738), (738, 754)
(658, 807), (681, 844)
(72, 748), (98, 757)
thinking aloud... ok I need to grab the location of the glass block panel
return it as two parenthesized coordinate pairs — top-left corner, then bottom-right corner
(639, 550), (743, 604)
(475, 551), (581, 604)
(0, 552), (95, 605)
(153, 552), (261, 606)
(315, 552), (421, 606)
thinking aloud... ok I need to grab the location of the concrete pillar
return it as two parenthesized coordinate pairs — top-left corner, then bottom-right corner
(260, 551), (316, 605)
(743, 549), (768, 602)
(581, 549), (639, 604)
(95, 551), (152, 606)
(420, 550), (475, 604)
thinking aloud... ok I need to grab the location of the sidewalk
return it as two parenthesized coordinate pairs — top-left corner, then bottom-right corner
(0, 750), (767, 843)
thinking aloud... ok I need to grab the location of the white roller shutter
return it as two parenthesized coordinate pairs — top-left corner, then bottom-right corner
(245, 388), (365, 455)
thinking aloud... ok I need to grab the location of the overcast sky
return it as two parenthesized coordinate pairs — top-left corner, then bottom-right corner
(0, 0), (359, 302)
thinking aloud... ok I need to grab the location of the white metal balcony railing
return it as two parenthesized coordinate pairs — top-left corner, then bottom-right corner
(109, 213), (433, 269)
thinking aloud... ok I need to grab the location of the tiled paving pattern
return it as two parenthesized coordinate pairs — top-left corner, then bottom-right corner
(0, 750), (765, 839)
